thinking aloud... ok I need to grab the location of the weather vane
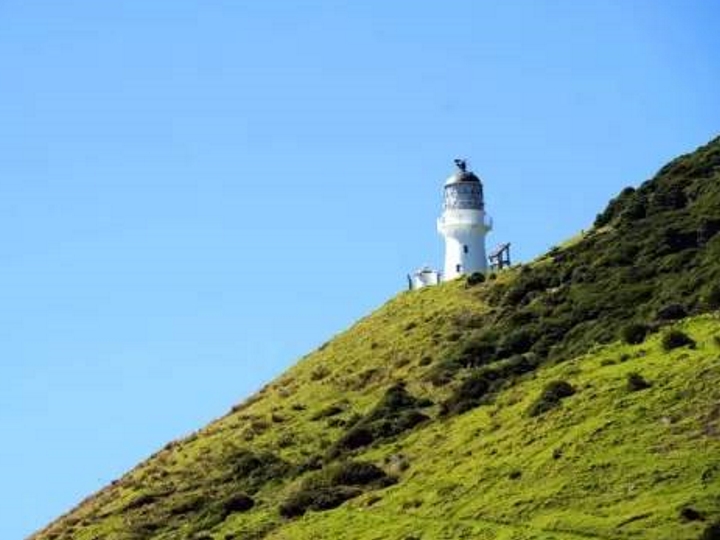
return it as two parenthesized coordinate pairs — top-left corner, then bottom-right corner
(454, 159), (467, 173)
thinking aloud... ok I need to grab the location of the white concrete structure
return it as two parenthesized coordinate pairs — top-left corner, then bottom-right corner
(437, 160), (492, 280)
(408, 266), (441, 290)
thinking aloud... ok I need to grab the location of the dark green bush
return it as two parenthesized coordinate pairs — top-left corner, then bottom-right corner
(651, 182), (687, 212)
(311, 403), (345, 421)
(528, 380), (576, 417)
(679, 507), (704, 522)
(168, 493), (206, 516)
(457, 338), (496, 368)
(418, 355), (433, 366)
(700, 522), (720, 540)
(626, 372), (651, 392)
(656, 303), (688, 321)
(309, 365), (330, 381)
(124, 493), (157, 510)
(296, 455), (324, 474)
(620, 193), (648, 222)
(334, 425), (374, 452)
(621, 323), (649, 345)
(466, 272), (486, 286)
(705, 283), (720, 310)
(229, 450), (290, 492)
(440, 372), (493, 416)
(329, 384), (430, 457)
(500, 328), (536, 356)
(223, 493), (255, 514)
(657, 227), (697, 255)
(279, 485), (361, 518)
(326, 461), (388, 487)
(440, 354), (539, 417)
(661, 329), (696, 351)
(280, 460), (393, 518)
(594, 186), (636, 227)
(508, 469), (522, 480)
(698, 218), (720, 245)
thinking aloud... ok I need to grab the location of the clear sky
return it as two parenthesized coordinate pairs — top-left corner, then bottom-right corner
(1, 1), (718, 537)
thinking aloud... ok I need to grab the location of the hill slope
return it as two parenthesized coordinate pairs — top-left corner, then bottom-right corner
(33, 136), (720, 540)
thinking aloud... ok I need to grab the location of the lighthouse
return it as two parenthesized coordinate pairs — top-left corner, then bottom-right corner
(437, 159), (492, 280)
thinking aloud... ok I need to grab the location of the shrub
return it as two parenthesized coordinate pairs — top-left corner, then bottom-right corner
(621, 323), (648, 345)
(700, 522), (720, 540)
(279, 485), (361, 518)
(661, 329), (696, 351)
(310, 365), (330, 381)
(704, 283), (720, 311)
(440, 354), (540, 417)
(651, 182), (687, 212)
(528, 380), (576, 417)
(656, 303), (688, 321)
(334, 425), (374, 452)
(657, 227), (697, 255)
(620, 193), (648, 221)
(440, 372), (493, 416)
(466, 272), (486, 286)
(698, 218), (720, 245)
(223, 493), (255, 514)
(326, 461), (388, 487)
(500, 328), (535, 356)
(329, 384), (430, 456)
(168, 493), (207, 516)
(679, 507), (704, 522)
(418, 355), (433, 366)
(229, 450), (290, 491)
(311, 403), (345, 421)
(296, 455), (324, 474)
(280, 460), (393, 518)
(425, 360), (458, 387)
(627, 372), (651, 392)
(594, 186), (636, 227)
(457, 339), (496, 368)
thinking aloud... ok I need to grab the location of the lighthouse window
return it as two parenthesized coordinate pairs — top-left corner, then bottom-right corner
(456, 264), (461, 273)
(463, 245), (469, 254)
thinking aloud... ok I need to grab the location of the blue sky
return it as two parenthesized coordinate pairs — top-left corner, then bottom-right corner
(1, 1), (718, 537)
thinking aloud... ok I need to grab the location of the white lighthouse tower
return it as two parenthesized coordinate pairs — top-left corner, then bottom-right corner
(437, 159), (492, 280)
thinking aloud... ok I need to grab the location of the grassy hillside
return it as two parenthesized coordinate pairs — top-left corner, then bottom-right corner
(33, 137), (720, 540)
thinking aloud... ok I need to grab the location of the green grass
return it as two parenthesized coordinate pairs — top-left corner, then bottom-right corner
(268, 315), (720, 540)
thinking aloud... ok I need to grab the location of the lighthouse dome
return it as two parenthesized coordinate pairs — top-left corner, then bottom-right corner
(444, 170), (482, 186)
(444, 158), (482, 186)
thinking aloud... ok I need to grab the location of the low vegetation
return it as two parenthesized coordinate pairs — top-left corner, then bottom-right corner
(280, 461), (394, 518)
(329, 383), (431, 457)
(527, 379), (576, 417)
(662, 329), (697, 351)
